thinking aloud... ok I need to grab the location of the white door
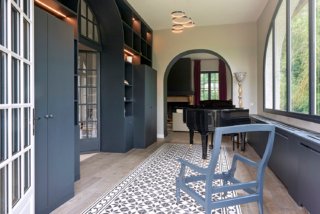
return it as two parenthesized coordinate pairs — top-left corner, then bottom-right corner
(0, 0), (34, 213)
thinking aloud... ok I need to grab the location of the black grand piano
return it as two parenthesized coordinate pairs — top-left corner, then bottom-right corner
(183, 100), (250, 159)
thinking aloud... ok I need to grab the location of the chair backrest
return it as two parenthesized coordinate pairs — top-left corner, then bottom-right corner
(207, 124), (275, 172)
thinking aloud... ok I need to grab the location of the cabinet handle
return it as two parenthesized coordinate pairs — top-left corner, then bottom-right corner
(300, 143), (320, 154)
(49, 114), (54, 118)
(44, 115), (49, 119)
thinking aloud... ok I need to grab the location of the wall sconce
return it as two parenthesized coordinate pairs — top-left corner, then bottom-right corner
(234, 72), (247, 108)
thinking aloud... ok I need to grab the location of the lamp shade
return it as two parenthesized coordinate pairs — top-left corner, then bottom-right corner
(234, 72), (247, 83)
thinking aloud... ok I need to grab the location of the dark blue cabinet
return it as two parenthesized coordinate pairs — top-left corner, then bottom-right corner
(133, 65), (157, 148)
(248, 116), (320, 214)
(35, 7), (74, 214)
(297, 139), (320, 214)
(268, 129), (299, 203)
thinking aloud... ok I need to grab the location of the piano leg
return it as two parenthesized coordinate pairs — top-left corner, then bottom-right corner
(201, 133), (208, 159)
(189, 129), (194, 145)
(240, 133), (246, 151)
(209, 132), (214, 149)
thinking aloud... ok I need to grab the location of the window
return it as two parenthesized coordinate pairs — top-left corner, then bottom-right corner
(264, 0), (320, 121)
(200, 72), (219, 100)
(79, 0), (99, 43)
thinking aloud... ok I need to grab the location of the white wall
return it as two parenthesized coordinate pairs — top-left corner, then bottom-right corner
(257, 0), (320, 132)
(201, 59), (219, 71)
(153, 23), (258, 137)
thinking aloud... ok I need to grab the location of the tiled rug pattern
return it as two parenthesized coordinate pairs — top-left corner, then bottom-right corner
(82, 144), (242, 214)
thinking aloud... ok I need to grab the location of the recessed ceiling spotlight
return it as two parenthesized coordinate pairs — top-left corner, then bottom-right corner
(172, 28), (183, 33)
(171, 11), (185, 18)
(172, 24), (184, 30)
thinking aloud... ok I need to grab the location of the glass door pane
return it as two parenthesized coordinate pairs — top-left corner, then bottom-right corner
(78, 50), (100, 152)
(12, 157), (21, 206)
(0, 110), (7, 162)
(0, 166), (7, 214)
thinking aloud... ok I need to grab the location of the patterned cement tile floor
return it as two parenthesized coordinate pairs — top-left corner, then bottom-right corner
(52, 131), (307, 214)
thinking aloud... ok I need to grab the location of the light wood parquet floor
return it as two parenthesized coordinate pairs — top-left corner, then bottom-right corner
(52, 131), (308, 214)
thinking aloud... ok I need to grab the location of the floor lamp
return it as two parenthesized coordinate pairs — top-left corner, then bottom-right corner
(234, 72), (247, 108)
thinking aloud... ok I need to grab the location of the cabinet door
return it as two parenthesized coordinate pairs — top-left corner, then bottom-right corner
(47, 14), (75, 208)
(268, 129), (299, 203)
(35, 8), (74, 213)
(298, 142), (320, 214)
(145, 68), (156, 146)
(35, 8), (49, 214)
(268, 131), (289, 181)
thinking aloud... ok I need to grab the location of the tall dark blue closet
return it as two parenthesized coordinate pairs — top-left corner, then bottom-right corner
(34, 7), (75, 214)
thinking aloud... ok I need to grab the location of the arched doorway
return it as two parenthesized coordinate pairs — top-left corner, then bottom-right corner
(163, 49), (233, 136)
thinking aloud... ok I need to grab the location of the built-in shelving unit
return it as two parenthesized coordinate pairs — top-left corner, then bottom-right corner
(116, 0), (153, 67)
(99, 0), (154, 153)
(115, 0), (153, 121)
(124, 61), (133, 116)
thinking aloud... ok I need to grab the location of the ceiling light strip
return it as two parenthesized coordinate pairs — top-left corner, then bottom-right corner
(124, 49), (135, 56)
(35, 0), (67, 18)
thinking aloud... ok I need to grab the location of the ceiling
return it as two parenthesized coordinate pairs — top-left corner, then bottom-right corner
(127, 0), (269, 30)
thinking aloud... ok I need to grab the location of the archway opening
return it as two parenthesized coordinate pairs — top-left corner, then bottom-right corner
(163, 49), (233, 135)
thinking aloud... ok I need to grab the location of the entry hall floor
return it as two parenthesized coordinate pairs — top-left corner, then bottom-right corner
(52, 131), (307, 214)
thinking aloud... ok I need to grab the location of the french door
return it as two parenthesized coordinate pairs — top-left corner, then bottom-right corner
(78, 50), (100, 152)
(0, 0), (34, 213)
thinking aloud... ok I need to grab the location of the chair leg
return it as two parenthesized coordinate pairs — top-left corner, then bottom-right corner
(176, 179), (181, 203)
(258, 190), (264, 214)
(258, 201), (263, 214)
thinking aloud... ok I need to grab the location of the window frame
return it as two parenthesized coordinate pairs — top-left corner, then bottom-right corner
(78, 0), (100, 50)
(263, 0), (320, 123)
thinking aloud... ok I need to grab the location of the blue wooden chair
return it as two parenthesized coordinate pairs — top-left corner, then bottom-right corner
(176, 124), (275, 214)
